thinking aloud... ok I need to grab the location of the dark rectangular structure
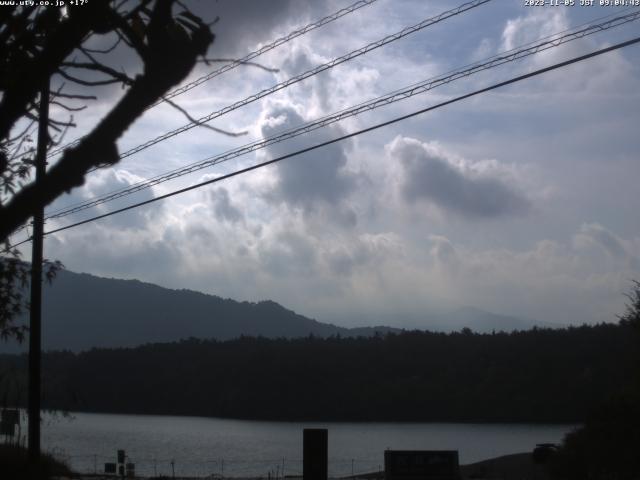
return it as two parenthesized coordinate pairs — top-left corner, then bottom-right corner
(384, 450), (460, 480)
(303, 428), (328, 480)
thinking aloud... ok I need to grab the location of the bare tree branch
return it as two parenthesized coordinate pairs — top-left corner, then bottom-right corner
(199, 57), (279, 73)
(0, 5), (112, 139)
(5, 119), (36, 144)
(81, 35), (122, 54)
(161, 96), (248, 137)
(60, 61), (135, 85)
(51, 92), (98, 101)
(50, 101), (87, 112)
(0, 0), (215, 240)
(50, 121), (72, 148)
(56, 69), (125, 87)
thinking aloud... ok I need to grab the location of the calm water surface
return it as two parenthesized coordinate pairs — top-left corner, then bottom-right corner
(29, 412), (575, 477)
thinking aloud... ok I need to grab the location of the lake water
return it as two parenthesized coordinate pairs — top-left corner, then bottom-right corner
(23, 412), (574, 477)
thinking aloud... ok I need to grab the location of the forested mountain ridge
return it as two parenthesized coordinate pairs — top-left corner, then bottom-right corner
(0, 270), (394, 352)
(0, 269), (544, 353)
(1, 323), (635, 422)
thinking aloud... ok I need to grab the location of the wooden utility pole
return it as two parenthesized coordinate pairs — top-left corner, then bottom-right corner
(28, 80), (49, 463)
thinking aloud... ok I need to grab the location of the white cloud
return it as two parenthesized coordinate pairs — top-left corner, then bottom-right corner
(48, 168), (161, 230)
(501, 10), (568, 53)
(258, 103), (360, 225)
(574, 223), (640, 271)
(19, 0), (639, 333)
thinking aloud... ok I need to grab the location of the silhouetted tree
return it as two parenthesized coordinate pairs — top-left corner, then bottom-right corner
(0, 1), (218, 338)
(1, 323), (635, 423)
(550, 281), (640, 480)
(619, 280), (640, 329)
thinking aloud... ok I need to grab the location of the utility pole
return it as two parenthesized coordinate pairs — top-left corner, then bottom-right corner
(28, 80), (49, 463)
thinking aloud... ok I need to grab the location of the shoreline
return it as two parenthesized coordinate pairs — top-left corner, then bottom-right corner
(67, 452), (549, 480)
(32, 407), (582, 426)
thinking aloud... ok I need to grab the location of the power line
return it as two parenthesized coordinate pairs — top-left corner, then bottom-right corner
(42, 9), (640, 221)
(156, 0), (381, 105)
(82, 0), (493, 162)
(14, 35), (635, 246)
(45, 0), (382, 159)
(43, 0), (497, 220)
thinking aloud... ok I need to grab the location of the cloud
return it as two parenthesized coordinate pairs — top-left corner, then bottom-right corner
(209, 187), (244, 224)
(390, 137), (530, 219)
(48, 168), (160, 230)
(574, 223), (640, 270)
(410, 227), (640, 326)
(429, 235), (459, 272)
(258, 229), (318, 278)
(25, 1), (640, 335)
(501, 10), (568, 53)
(259, 103), (358, 218)
(194, 0), (306, 57)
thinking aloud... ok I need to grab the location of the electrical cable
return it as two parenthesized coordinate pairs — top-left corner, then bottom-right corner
(104, 0), (492, 162)
(6, 34), (633, 248)
(42, 9), (640, 221)
(49, 0), (490, 161)
(44, 0), (383, 159)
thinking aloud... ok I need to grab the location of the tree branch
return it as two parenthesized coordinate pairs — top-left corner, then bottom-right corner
(56, 69), (124, 87)
(199, 57), (279, 73)
(162, 96), (248, 137)
(60, 61), (135, 85)
(81, 35), (122, 54)
(0, 0), (215, 240)
(50, 100), (87, 112)
(51, 92), (97, 101)
(0, 5), (112, 140)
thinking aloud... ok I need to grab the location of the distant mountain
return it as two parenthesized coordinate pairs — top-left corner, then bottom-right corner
(425, 306), (558, 333)
(330, 308), (557, 334)
(1, 270), (399, 353)
(0, 269), (549, 353)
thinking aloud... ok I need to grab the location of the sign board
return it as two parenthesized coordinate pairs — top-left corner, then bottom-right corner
(384, 450), (460, 480)
(105, 462), (117, 474)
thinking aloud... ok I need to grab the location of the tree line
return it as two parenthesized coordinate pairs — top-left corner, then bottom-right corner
(0, 322), (637, 423)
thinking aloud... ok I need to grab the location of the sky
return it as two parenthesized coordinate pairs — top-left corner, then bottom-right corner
(14, 0), (640, 328)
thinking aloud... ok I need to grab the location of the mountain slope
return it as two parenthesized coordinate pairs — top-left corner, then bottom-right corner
(4, 270), (351, 352)
(0, 269), (546, 353)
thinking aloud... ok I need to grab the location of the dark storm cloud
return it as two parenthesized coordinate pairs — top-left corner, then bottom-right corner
(392, 137), (530, 219)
